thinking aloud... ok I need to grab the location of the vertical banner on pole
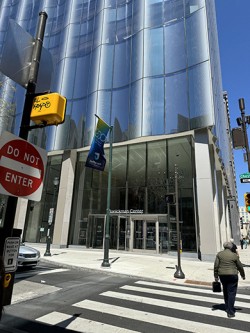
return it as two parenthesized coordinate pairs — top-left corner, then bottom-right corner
(86, 116), (110, 171)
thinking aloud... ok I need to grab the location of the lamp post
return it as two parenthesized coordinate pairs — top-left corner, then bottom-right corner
(44, 176), (59, 256)
(174, 164), (185, 279)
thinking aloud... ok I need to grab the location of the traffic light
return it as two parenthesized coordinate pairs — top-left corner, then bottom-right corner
(244, 193), (250, 212)
(240, 217), (243, 229)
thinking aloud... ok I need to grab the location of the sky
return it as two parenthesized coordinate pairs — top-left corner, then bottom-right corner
(215, 0), (250, 207)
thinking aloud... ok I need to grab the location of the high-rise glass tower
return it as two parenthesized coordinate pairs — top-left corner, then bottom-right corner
(0, 0), (239, 259)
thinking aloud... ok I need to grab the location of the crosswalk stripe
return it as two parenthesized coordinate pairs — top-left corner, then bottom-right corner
(37, 311), (140, 333)
(38, 268), (70, 275)
(73, 299), (246, 333)
(120, 285), (250, 308)
(101, 291), (250, 322)
(135, 280), (250, 300)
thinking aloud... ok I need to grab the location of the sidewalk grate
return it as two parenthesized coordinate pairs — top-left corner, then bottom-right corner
(185, 279), (212, 286)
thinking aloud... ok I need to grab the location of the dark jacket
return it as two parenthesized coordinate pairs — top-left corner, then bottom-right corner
(214, 248), (245, 279)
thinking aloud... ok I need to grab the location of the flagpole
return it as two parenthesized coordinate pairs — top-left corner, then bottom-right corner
(102, 125), (113, 267)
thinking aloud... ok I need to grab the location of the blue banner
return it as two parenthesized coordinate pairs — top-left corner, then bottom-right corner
(85, 117), (110, 171)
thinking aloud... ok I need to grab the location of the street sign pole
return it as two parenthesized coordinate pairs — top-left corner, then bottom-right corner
(0, 11), (48, 306)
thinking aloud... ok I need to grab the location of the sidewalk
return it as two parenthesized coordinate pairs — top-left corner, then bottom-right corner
(27, 243), (250, 288)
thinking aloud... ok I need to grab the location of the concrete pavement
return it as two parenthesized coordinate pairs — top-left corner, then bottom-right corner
(27, 243), (250, 288)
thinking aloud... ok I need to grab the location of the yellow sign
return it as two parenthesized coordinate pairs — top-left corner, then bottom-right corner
(30, 93), (67, 125)
(4, 273), (11, 288)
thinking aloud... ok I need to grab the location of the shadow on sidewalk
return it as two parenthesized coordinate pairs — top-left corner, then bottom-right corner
(0, 313), (78, 333)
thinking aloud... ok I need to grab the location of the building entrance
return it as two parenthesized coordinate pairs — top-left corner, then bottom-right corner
(87, 214), (127, 250)
(87, 214), (173, 254)
(133, 220), (157, 250)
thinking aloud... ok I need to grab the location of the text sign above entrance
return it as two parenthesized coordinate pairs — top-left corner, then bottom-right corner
(0, 132), (47, 201)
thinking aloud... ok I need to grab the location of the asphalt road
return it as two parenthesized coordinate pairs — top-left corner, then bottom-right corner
(0, 263), (250, 333)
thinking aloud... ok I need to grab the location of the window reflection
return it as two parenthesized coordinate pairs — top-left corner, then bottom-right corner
(143, 77), (164, 136)
(186, 8), (209, 67)
(128, 143), (146, 187)
(144, 27), (163, 77)
(163, 0), (184, 23)
(165, 71), (189, 134)
(145, 0), (163, 28)
(111, 87), (129, 142)
(129, 80), (142, 139)
(164, 21), (186, 74)
(131, 31), (143, 82)
(188, 62), (213, 129)
(113, 39), (131, 88)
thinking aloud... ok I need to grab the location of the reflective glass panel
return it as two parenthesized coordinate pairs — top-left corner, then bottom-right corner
(144, 27), (163, 77)
(111, 87), (129, 142)
(165, 71), (189, 134)
(129, 80), (142, 139)
(127, 143), (146, 187)
(145, 0), (163, 28)
(98, 44), (114, 90)
(132, 0), (144, 34)
(143, 77), (164, 136)
(164, 20), (186, 74)
(163, 0), (184, 23)
(188, 62), (213, 129)
(73, 54), (91, 98)
(186, 8), (209, 67)
(113, 39), (131, 88)
(131, 31), (143, 82)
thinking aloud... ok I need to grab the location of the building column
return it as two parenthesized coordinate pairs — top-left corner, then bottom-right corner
(194, 130), (221, 260)
(52, 149), (77, 247)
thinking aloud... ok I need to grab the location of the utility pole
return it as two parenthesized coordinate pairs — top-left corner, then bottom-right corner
(0, 11), (48, 306)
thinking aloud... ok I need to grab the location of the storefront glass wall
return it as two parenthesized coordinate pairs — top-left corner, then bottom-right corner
(69, 136), (197, 252)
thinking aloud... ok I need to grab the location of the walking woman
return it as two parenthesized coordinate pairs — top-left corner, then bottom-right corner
(214, 241), (245, 318)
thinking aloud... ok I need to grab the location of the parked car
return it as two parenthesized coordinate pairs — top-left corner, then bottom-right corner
(18, 244), (40, 268)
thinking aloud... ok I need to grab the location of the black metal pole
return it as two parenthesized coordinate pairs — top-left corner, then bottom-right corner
(0, 11), (48, 306)
(44, 190), (55, 257)
(239, 98), (250, 172)
(174, 164), (185, 279)
(102, 127), (113, 268)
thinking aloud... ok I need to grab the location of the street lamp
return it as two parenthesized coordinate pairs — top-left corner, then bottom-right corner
(44, 176), (59, 256)
(174, 164), (185, 279)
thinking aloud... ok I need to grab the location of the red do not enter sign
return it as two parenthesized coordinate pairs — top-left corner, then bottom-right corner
(0, 132), (47, 201)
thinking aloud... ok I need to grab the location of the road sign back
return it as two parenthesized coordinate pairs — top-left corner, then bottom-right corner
(0, 132), (47, 201)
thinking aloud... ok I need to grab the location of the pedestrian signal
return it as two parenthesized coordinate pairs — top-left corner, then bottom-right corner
(244, 193), (250, 212)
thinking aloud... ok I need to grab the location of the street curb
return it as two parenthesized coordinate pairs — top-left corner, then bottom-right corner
(40, 258), (212, 288)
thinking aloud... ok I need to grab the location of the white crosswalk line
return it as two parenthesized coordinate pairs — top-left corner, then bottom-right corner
(135, 280), (250, 300)
(38, 268), (70, 275)
(73, 299), (246, 333)
(120, 285), (250, 308)
(37, 311), (141, 333)
(101, 290), (250, 322)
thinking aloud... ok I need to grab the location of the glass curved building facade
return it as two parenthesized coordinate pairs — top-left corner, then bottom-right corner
(0, 0), (239, 259)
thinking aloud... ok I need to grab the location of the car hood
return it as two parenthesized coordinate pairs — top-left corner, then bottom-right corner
(19, 245), (39, 255)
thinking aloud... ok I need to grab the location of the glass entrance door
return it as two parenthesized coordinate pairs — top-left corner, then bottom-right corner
(146, 222), (156, 249)
(134, 219), (157, 251)
(89, 216), (104, 248)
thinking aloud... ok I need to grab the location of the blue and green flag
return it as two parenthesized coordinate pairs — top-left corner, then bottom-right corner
(85, 116), (110, 171)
